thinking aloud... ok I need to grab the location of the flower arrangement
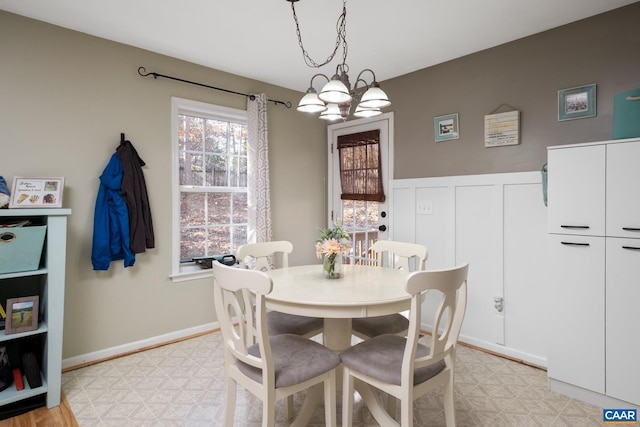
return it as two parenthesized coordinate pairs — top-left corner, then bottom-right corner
(315, 222), (351, 279)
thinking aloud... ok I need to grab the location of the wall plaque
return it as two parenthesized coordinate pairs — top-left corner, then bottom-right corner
(484, 110), (520, 147)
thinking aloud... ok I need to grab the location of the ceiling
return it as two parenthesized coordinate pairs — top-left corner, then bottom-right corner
(1, 0), (637, 93)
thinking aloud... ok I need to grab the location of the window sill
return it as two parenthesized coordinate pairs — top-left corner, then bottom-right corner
(170, 265), (213, 283)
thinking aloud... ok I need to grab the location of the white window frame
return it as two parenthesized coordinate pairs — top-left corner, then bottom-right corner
(170, 97), (248, 281)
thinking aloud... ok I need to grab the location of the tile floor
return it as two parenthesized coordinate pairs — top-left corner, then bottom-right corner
(61, 332), (604, 426)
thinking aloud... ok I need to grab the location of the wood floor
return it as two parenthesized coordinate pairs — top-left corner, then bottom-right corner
(0, 393), (78, 427)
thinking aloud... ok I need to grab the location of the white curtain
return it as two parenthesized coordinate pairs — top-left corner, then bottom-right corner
(247, 94), (272, 244)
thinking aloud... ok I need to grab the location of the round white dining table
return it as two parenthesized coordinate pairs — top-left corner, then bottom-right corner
(264, 263), (412, 425)
(265, 263), (411, 353)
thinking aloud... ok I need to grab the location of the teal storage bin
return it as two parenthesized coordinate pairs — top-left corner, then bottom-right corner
(613, 88), (640, 139)
(0, 225), (47, 274)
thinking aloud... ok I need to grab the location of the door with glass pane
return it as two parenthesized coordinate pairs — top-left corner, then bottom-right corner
(328, 114), (392, 265)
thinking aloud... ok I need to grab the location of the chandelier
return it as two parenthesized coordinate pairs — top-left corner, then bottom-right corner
(287, 0), (391, 121)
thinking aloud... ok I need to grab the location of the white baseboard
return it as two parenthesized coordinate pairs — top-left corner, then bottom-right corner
(423, 323), (547, 369)
(549, 379), (640, 410)
(63, 321), (545, 373)
(458, 333), (547, 369)
(62, 322), (219, 371)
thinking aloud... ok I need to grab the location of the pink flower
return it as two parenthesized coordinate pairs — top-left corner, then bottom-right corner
(315, 242), (323, 259)
(315, 222), (351, 259)
(321, 238), (342, 256)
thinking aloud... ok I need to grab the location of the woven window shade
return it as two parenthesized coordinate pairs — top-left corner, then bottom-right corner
(337, 130), (385, 202)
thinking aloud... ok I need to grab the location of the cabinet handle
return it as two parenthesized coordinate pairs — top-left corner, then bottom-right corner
(560, 241), (590, 246)
(622, 227), (640, 232)
(560, 225), (590, 229)
(622, 246), (640, 251)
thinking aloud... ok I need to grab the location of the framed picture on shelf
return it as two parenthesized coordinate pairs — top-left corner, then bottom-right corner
(434, 113), (459, 142)
(558, 84), (596, 121)
(5, 296), (39, 335)
(0, 301), (5, 330)
(9, 177), (65, 208)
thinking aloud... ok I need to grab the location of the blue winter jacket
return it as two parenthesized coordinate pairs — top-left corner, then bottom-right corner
(91, 153), (135, 270)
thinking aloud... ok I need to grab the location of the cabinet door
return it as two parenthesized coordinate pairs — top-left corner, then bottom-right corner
(547, 234), (605, 393)
(547, 145), (605, 236)
(606, 140), (640, 238)
(606, 237), (640, 405)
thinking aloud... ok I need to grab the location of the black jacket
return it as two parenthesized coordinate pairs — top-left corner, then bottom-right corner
(117, 140), (155, 253)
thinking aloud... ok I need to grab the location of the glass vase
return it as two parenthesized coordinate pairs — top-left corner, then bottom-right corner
(323, 253), (343, 279)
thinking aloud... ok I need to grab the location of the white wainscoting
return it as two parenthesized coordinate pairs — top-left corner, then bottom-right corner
(392, 171), (548, 367)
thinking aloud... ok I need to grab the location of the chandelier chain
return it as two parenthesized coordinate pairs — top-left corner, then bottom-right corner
(291, 0), (348, 69)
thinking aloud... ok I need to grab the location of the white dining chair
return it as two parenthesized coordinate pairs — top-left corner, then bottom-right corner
(212, 261), (340, 427)
(341, 263), (469, 427)
(236, 241), (324, 339)
(236, 240), (324, 418)
(351, 240), (428, 339)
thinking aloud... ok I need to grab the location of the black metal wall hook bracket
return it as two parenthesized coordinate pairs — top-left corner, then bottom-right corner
(137, 66), (292, 108)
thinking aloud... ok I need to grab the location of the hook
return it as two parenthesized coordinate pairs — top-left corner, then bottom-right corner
(120, 133), (125, 145)
(489, 103), (517, 114)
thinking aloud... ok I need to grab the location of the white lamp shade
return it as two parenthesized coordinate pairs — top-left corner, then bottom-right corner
(354, 104), (382, 118)
(319, 103), (344, 121)
(358, 86), (391, 109)
(319, 79), (352, 104)
(297, 92), (327, 113)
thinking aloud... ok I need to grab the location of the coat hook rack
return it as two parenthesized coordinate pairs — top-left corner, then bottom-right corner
(137, 66), (292, 108)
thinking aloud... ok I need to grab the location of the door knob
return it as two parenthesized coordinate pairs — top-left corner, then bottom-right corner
(378, 225), (387, 232)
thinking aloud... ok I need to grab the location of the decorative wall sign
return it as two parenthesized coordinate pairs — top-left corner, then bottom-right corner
(9, 177), (65, 208)
(484, 110), (520, 147)
(434, 113), (459, 142)
(558, 84), (596, 121)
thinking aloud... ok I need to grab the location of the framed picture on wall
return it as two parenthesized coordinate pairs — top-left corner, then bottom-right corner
(558, 84), (596, 121)
(434, 113), (459, 142)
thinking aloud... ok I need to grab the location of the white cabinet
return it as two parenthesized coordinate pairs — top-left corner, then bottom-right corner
(547, 144), (605, 236)
(546, 234), (605, 393)
(0, 209), (70, 411)
(547, 137), (640, 407)
(606, 238), (640, 405)
(606, 140), (640, 238)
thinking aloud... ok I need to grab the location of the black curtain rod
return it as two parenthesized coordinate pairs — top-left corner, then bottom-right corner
(137, 66), (291, 108)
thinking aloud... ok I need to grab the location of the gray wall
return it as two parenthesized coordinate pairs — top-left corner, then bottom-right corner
(0, 11), (326, 359)
(385, 2), (640, 179)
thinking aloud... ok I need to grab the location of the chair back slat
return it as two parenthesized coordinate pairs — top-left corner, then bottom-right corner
(371, 240), (428, 272)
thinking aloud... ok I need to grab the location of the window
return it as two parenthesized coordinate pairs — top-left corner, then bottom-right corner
(337, 129), (385, 202)
(171, 98), (249, 279)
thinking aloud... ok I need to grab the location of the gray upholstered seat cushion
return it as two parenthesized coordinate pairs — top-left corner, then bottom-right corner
(267, 311), (323, 336)
(340, 334), (445, 386)
(237, 334), (340, 388)
(351, 314), (409, 337)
